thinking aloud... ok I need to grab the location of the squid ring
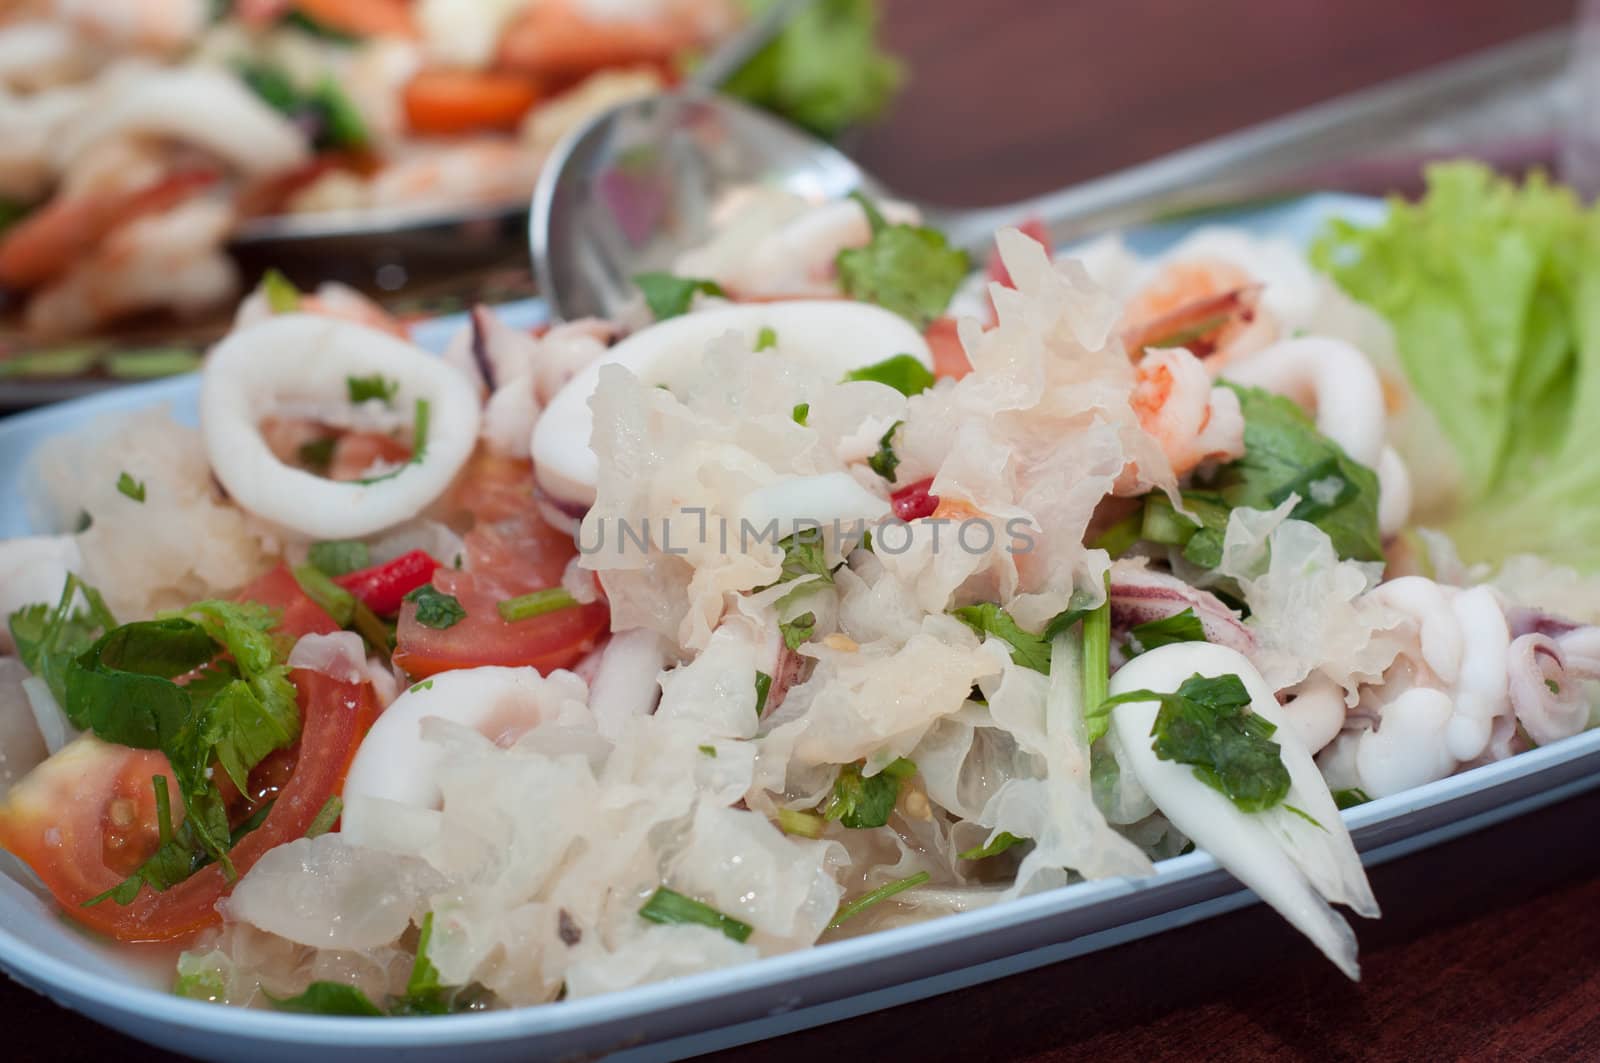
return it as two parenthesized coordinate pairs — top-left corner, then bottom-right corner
(201, 314), (481, 540)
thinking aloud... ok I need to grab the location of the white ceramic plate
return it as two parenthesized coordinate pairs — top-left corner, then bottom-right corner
(5, 195), (1598, 1063)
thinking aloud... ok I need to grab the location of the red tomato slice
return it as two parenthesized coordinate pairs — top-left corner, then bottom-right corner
(393, 571), (608, 680)
(0, 566), (375, 943)
(925, 317), (972, 380)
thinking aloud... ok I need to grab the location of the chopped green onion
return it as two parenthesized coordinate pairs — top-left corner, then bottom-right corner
(305, 796), (343, 838)
(792, 402), (810, 426)
(497, 588), (577, 623)
(1082, 576), (1111, 743)
(958, 831), (1025, 860)
(261, 269), (300, 313)
(292, 565), (356, 627)
(307, 540), (370, 578)
(777, 808), (825, 839)
(105, 348), (203, 379)
(351, 598), (394, 655)
(698, 744), (717, 758)
(755, 326), (778, 351)
(638, 887), (752, 943)
(827, 870), (930, 929)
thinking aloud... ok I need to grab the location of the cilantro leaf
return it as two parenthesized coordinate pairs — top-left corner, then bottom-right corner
(259, 268), (301, 313)
(867, 420), (902, 482)
(1201, 385), (1384, 563)
(346, 374), (398, 406)
(958, 831), (1027, 860)
(403, 585), (466, 630)
(825, 758), (915, 828)
(116, 472), (146, 503)
(1125, 608), (1207, 657)
(835, 193), (968, 328)
(267, 982), (385, 1017)
(755, 326), (778, 351)
(634, 272), (725, 321)
(8, 574), (117, 706)
(791, 402), (810, 426)
(950, 603), (1050, 674)
(754, 670), (773, 718)
(780, 611), (816, 650)
(1097, 672), (1291, 813)
(842, 353), (935, 396)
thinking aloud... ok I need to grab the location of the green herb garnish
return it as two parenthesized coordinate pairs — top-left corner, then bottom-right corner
(835, 193), (967, 328)
(825, 758), (915, 829)
(842, 353), (935, 396)
(950, 603), (1050, 674)
(497, 588), (576, 623)
(867, 420), (902, 482)
(1125, 608), (1207, 657)
(116, 472), (146, 503)
(638, 887), (752, 943)
(403, 585), (466, 630)
(346, 374), (398, 406)
(307, 541), (370, 578)
(634, 272), (725, 321)
(1095, 673), (1290, 813)
(827, 870), (929, 929)
(958, 831), (1026, 861)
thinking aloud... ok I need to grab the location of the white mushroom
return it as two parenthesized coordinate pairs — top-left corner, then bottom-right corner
(1106, 642), (1377, 979)
(201, 315), (481, 540)
(531, 301), (933, 509)
(340, 666), (590, 848)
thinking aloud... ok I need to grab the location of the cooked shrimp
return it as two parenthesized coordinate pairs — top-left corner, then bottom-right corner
(21, 196), (237, 339)
(365, 139), (543, 211)
(497, 0), (737, 82)
(1119, 258), (1279, 369)
(1130, 347), (1246, 478)
(53, 0), (208, 54)
(201, 315), (482, 539)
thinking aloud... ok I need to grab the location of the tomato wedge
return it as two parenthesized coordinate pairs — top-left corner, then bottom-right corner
(393, 572), (608, 680)
(403, 70), (542, 136)
(0, 565), (377, 942)
(925, 317), (972, 380)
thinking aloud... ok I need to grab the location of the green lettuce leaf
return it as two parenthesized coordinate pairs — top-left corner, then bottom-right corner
(722, 0), (902, 138)
(1312, 162), (1600, 569)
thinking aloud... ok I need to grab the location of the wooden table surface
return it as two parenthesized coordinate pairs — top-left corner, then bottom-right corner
(5, 1), (1592, 1060)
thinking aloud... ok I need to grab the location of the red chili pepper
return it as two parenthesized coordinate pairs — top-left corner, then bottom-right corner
(891, 478), (940, 521)
(334, 549), (441, 615)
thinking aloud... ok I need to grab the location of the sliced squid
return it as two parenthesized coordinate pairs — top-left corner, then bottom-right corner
(201, 314), (481, 539)
(340, 666), (589, 848)
(57, 65), (308, 178)
(1106, 642), (1377, 979)
(531, 301), (933, 509)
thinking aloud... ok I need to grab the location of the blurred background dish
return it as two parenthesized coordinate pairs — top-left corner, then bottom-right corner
(0, 0), (900, 403)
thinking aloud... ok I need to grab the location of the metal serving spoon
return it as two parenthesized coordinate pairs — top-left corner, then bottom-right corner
(529, 28), (1571, 322)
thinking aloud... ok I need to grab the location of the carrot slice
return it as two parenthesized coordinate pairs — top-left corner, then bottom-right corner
(292, 0), (416, 39)
(402, 69), (543, 136)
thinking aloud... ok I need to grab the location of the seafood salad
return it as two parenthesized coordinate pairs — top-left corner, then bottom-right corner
(2, 162), (1599, 1015)
(0, 0), (898, 339)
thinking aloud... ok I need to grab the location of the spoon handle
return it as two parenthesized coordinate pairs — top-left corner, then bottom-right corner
(691, 0), (815, 91)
